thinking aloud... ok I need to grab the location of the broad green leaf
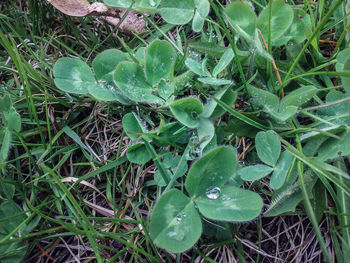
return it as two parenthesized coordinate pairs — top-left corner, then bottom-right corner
(270, 106), (297, 122)
(103, 0), (160, 9)
(122, 112), (146, 140)
(248, 85), (279, 112)
(194, 0), (210, 18)
(185, 146), (237, 197)
(316, 131), (350, 161)
(192, 10), (205, 32)
(0, 176), (15, 200)
(53, 58), (95, 94)
(213, 48), (234, 77)
(255, 130), (281, 166)
(185, 58), (211, 77)
(169, 97), (203, 128)
(197, 117), (215, 151)
(90, 50), (132, 103)
(150, 189), (202, 253)
(311, 180), (326, 223)
(225, 1), (257, 39)
(6, 109), (21, 132)
(210, 89), (237, 118)
(195, 185), (263, 221)
(239, 164), (274, 181)
(114, 61), (161, 103)
(198, 77), (232, 86)
(126, 142), (152, 164)
(0, 201), (28, 263)
(341, 58), (350, 93)
(286, 9), (312, 44)
(202, 88), (237, 118)
(145, 40), (176, 86)
(336, 48), (350, 72)
(92, 49), (130, 80)
(0, 129), (11, 163)
(0, 95), (11, 113)
(161, 0), (195, 25)
(157, 80), (174, 100)
(257, 0), (293, 42)
(265, 170), (315, 217)
(87, 84), (131, 104)
(280, 85), (318, 110)
(270, 151), (294, 189)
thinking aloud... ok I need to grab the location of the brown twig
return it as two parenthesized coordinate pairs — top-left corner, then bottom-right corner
(257, 29), (284, 98)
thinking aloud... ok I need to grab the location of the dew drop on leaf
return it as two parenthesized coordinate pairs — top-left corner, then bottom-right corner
(167, 230), (185, 241)
(206, 186), (221, 200)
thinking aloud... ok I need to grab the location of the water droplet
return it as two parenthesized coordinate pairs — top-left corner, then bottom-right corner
(167, 230), (185, 241)
(176, 213), (187, 222)
(221, 194), (231, 201)
(206, 186), (221, 200)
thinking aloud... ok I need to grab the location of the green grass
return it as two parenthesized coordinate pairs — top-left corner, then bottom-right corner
(1, 0), (350, 262)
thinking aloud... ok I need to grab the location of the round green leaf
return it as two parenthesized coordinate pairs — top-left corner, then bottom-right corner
(280, 85), (318, 110)
(104, 0), (160, 9)
(341, 58), (350, 93)
(192, 10), (205, 32)
(169, 97), (203, 128)
(257, 0), (293, 41)
(270, 150), (294, 189)
(114, 61), (161, 103)
(6, 110), (21, 132)
(53, 58), (96, 94)
(194, 0), (209, 18)
(195, 185), (263, 221)
(145, 40), (176, 86)
(198, 77), (232, 86)
(92, 49), (130, 80)
(126, 142), (152, 164)
(239, 164), (274, 181)
(185, 146), (237, 197)
(288, 9), (312, 44)
(87, 83), (132, 104)
(122, 112), (146, 141)
(161, 0), (195, 25)
(150, 189), (202, 253)
(197, 117), (215, 151)
(255, 130), (281, 166)
(336, 48), (350, 72)
(225, 1), (257, 40)
(185, 58), (211, 77)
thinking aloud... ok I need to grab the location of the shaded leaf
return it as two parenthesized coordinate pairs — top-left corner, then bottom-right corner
(150, 189), (202, 253)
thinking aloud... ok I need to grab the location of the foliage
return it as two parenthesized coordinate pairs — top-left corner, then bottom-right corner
(1, 0), (350, 261)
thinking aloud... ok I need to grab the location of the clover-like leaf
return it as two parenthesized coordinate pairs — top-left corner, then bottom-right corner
(270, 150), (294, 189)
(257, 0), (293, 41)
(150, 189), (202, 253)
(198, 77), (232, 86)
(248, 85), (279, 113)
(280, 86), (317, 111)
(185, 58), (211, 77)
(92, 49), (130, 81)
(145, 40), (176, 86)
(53, 58), (95, 94)
(169, 97), (203, 128)
(225, 1), (257, 40)
(122, 112), (146, 141)
(239, 164), (274, 181)
(126, 142), (152, 164)
(161, 0), (195, 25)
(195, 185), (263, 221)
(197, 117), (215, 151)
(185, 146), (237, 197)
(104, 0), (160, 9)
(192, 10), (205, 32)
(114, 61), (161, 103)
(255, 130), (281, 166)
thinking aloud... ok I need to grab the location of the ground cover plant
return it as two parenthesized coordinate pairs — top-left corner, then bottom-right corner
(0, 0), (350, 262)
